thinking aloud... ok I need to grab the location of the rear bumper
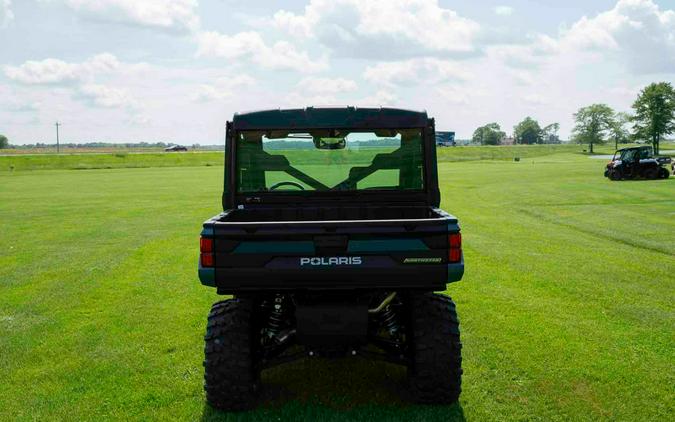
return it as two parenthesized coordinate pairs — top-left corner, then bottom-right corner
(199, 260), (463, 293)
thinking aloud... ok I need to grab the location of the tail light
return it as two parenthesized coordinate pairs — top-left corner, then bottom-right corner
(200, 237), (214, 267)
(448, 232), (462, 263)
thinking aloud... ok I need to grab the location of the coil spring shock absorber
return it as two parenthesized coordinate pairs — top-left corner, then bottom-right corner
(380, 305), (400, 337)
(266, 294), (286, 339)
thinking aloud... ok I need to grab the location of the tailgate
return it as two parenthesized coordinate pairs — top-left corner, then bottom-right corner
(199, 211), (463, 292)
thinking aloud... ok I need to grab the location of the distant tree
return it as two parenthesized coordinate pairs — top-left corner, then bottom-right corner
(541, 123), (560, 144)
(472, 123), (506, 145)
(571, 104), (615, 153)
(0, 134), (8, 149)
(610, 112), (632, 150)
(631, 82), (675, 155)
(514, 117), (542, 144)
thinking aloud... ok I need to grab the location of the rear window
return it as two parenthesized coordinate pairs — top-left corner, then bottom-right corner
(235, 129), (424, 193)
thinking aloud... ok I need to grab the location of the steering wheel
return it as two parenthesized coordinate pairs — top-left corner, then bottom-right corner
(269, 181), (306, 191)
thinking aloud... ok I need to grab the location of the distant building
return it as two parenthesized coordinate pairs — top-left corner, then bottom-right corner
(436, 131), (456, 146)
(502, 136), (515, 145)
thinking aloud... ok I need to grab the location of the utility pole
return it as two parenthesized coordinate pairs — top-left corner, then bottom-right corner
(55, 121), (61, 153)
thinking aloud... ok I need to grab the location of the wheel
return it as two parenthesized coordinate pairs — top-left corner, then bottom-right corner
(407, 293), (462, 404)
(658, 168), (670, 179)
(645, 167), (659, 180)
(610, 169), (622, 181)
(204, 298), (260, 411)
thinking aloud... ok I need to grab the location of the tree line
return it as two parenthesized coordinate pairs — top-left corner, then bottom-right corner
(472, 118), (560, 146)
(471, 82), (675, 154)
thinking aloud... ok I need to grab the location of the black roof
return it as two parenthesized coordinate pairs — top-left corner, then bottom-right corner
(617, 145), (652, 151)
(231, 106), (428, 130)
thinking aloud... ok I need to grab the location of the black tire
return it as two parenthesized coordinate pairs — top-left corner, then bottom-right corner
(610, 170), (622, 181)
(645, 167), (659, 179)
(658, 168), (669, 179)
(407, 293), (462, 404)
(204, 298), (260, 411)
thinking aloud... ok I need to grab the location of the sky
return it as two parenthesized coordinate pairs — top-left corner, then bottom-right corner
(1, 0), (674, 144)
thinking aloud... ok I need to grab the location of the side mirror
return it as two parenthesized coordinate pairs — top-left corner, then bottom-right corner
(315, 137), (346, 150)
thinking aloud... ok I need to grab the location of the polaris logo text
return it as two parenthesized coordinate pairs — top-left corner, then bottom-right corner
(300, 257), (363, 266)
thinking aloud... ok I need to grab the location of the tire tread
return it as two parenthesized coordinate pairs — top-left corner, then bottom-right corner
(203, 298), (259, 411)
(408, 293), (462, 404)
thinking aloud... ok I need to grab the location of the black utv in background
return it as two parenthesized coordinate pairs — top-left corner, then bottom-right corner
(198, 107), (464, 410)
(605, 146), (671, 180)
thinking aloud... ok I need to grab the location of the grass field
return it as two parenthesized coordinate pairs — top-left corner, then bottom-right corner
(1, 149), (674, 420)
(0, 150), (225, 171)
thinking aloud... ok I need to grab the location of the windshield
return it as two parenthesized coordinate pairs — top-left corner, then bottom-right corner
(620, 149), (637, 162)
(236, 129), (424, 193)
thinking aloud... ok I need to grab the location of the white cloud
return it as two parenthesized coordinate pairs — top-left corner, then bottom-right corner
(190, 74), (255, 103)
(356, 89), (399, 106)
(78, 83), (138, 109)
(44, 0), (199, 32)
(486, 34), (559, 69)
(282, 93), (338, 108)
(3, 54), (149, 114)
(1, 0), (13, 27)
(196, 30), (328, 73)
(295, 77), (357, 94)
(280, 78), (358, 107)
(560, 0), (675, 73)
(494, 6), (514, 16)
(272, 0), (481, 59)
(4, 53), (121, 85)
(363, 58), (470, 87)
(458, 0), (674, 76)
(272, 9), (312, 38)
(284, 87), (398, 108)
(508, 69), (537, 86)
(0, 86), (40, 112)
(435, 85), (473, 106)
(128, 114), (151, 126)
(190, 84), (228, 103)
(522, 93), (548, 106)
(5, 101), (40, 112)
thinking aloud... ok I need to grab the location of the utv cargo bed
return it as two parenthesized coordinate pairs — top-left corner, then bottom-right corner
(200, 207), (462, 293)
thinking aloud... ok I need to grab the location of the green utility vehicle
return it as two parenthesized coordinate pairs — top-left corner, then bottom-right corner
(198, 107), (464, 410)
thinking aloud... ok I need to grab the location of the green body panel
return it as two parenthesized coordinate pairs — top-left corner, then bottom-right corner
(198, 268), (215, 287)
(233, 241), (316, 254)
(447, 262), (464, 283)
(231, 239), (433, 254)
(348, 239), (429, 253)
